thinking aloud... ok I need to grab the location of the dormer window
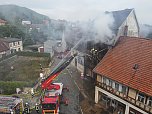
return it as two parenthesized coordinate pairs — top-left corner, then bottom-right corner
(148, 97), (152, 107)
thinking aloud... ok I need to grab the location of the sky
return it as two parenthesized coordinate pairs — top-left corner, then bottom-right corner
(0, 0), (152, 24)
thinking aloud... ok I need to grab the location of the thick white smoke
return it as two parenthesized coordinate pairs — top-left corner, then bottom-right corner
(64, 10), (115, 45)
(140, 24), (152, 37)
(91, 13), (114, 43)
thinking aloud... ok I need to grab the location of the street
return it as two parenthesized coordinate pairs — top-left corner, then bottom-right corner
(49, 58), (81, 114)
(29, 57), (82, 114)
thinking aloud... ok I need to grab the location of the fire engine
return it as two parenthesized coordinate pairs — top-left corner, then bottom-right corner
(40, 53), (77, 114)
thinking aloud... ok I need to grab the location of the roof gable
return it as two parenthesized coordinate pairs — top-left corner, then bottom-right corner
(106, 9), (133, 31)
(94, 36), (152, 96)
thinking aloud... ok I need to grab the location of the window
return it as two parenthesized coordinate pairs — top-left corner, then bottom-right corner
(137, 92), (145, 103)
(106, 79), (109, 85)
(122, 86), (127, 94)
(148, 97), (152, 106)
(18, 41), (20, 45)
(109, 80), (112, 87)
(115, 83), (119, 91)
(103, 77), (106, 84)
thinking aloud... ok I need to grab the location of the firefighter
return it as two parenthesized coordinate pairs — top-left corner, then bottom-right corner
(24, 103), (30, 114)
(10, 109), (13, 114)
(35, 103), (39, 113)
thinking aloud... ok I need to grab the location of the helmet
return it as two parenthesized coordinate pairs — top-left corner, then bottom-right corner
(25, 102), (28, 106)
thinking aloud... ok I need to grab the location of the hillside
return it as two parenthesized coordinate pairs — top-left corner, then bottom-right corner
(0, 4), (50, 24)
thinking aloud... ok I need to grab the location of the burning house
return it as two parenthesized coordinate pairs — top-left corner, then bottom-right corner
(70, 8), (140, 79)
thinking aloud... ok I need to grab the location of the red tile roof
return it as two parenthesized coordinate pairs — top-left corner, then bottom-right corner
(94, 36), (152, 96)
(0, 19), (6, 23)
(0, 40), (9, 52)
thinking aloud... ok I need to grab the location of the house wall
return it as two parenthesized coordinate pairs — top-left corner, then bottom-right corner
(71, 50), (84, 73)
(128, 88), (137, 99)
(0, 51), (5, 58)
(96, 76), (152, 113)
(0, 22), (6, 26)
(0, 50), (11, 58)
(97, 75), (102, 82)
(38, 47), (44, 53)
(95, 86), (148, 114)
(44, 40), (54, 57)
(9, 41), (23, 52)
(117, 10), (139, 38)
(71, 56), (84, 73)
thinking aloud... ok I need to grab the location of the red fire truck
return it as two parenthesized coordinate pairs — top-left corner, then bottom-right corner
(40, 53), (76, 114)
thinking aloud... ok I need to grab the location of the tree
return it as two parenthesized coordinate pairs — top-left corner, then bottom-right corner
(0, 24), (25, 38)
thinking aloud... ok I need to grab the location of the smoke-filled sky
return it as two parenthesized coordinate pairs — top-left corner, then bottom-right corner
(0, 0), (151, 24)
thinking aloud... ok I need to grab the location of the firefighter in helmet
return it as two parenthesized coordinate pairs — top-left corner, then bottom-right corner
(35, 103), (39, 113)
(24, 103), (30, 114)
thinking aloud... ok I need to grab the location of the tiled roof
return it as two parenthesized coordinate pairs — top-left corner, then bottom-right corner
(0, 40), (9, 52)
(94, 36), (152, 96)
(106, 9), (133, 34)
(0, 19), (6, 23)
(1, 38), (21, 43)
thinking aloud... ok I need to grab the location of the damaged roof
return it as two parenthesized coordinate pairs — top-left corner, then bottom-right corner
(106, 9), (133, 34)
(94, 36), (152, 96)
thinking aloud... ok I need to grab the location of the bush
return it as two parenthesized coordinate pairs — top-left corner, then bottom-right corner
(0, 81), (29, 95)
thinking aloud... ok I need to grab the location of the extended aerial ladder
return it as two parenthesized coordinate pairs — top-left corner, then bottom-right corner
(40, 53), (77, 114)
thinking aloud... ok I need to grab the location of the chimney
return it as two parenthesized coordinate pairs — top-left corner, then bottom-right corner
(124, 25), (128, 36)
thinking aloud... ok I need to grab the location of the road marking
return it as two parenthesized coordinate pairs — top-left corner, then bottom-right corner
(80, 106), (83, 114)
(74, 80), (81, 90)
(66, 68), (72, 78)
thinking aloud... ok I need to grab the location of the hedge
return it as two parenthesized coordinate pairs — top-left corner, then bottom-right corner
(16, 51), (50, 57)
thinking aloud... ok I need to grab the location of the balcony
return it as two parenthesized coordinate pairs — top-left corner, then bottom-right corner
(96, 81), (152, 114)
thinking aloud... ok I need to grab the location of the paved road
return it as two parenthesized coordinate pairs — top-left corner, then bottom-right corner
(29, 57), (81, 114)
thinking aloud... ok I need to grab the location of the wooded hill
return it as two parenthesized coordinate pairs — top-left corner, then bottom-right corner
(0, 4), (50, 24)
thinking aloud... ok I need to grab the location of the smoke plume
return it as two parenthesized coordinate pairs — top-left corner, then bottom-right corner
(140, 24), (152, 37)
(64, 11), (114, 46)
